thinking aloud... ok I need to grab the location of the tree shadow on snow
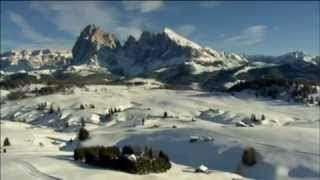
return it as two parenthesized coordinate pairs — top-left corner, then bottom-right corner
(240, 157), (276, 180)
(47, 155), (107, 171)
(47, 154), (130, 173)
(288, 165), (320, 178)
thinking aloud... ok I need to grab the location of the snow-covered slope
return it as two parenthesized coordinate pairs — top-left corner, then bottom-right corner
(1, 120), (246, 180)
(164, 27), (202, 49)
(1, 85), (319, 180)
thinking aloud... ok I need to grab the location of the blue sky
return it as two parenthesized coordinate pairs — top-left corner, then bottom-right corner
(1, 1), (319, 55)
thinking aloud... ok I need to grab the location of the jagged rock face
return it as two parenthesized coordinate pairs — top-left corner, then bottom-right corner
(1, 24), (318, 87)
(120, 28), (248, 75)
(71, 24), (121, 66)
(70, 25), (248, 76)
(0, 49), (71, 72)
(123, 31), (192, 64)
(1, 25), (247, 76)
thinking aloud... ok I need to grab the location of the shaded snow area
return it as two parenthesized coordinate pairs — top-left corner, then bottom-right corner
(1, 85), (319, 180)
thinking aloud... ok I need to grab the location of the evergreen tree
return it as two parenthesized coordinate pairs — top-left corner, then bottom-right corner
(81, 117), (85, 127)
(122, 145), (134, 155)
(78, 127), (89, 141)
(74, 148), (85, 160)
(242, 147), (257, 166)
(3, 137), (10, 146)
(57, 106), (61, 113)
(65, 121), (69, 128)
(163, 112), (168, 118)
(251, 114), (257, 122)
(49, 104), (54, 114)
(309, 97), (314, 104)
(148, 148), (153, 159)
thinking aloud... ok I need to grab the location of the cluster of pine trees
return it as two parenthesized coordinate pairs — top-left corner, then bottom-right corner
(31, 85), (71, 96)
(74, 145), (171, 174)
(0, 73), (87, 90)
(6, 91), (27, 100)
(0, 73), (38, 89)
(104, 107), (122, 120)
(36, 102), (61, 114)
(108, 107), (122, 115)
(78, 127), (89, 141)
(79, 104), (95, 110)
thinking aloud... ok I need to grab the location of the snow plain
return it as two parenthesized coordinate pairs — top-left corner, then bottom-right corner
(1, 84), (319, 180)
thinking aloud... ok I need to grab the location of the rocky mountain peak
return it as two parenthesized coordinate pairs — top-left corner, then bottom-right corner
(2, 25), (248, 75)
(79, 24), (120, 49)
(276, 51), (315, 65)
(80, 24), (98, 37)
(138, 31), (156, 44)
(123, 35), (137, 49)
(71, 24), (121, 65)
(282, 51), (308, 59)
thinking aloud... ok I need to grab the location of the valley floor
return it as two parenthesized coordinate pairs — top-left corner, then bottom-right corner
(1, 85), (319, 180)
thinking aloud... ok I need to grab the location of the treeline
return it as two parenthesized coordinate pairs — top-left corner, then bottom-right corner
(0, 73), (39, 89)
(5, 84), (75, 101)
(0, 73), (86, 90)
(31, 85), (74, 96)
(74, 145), (171, 174)
(0, 72), (129, 90)
(228, 78), (320, 104)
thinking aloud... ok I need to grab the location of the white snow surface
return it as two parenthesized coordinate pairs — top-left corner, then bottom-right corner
(1, 85), (319, 180)
(164, 27), (202, 49)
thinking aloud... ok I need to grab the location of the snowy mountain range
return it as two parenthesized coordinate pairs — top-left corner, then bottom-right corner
(246, 51), (320, 66)
(69, 24), (248, 76)
(0, 49), (71, 72)
(1, 24), (319, 85)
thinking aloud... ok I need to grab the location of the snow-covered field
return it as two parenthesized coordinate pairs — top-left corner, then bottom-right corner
(1, 84), (319, 180)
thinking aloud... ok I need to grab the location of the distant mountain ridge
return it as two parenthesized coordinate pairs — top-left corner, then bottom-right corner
(0, 49), (71, 72)
(1, 24), (319, 89)
(69, 24), (248, 76)
(246, 51), (320, 66)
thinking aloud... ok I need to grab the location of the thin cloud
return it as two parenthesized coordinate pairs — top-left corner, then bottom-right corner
(122, 1), (164, 13)
(273, 26), (280, 31)
(6, 11), (74, 50)
(30, 1), (118, 37)
(8, 12), (51, 42)
(3, 39), (74, 51)
(225, 25), (267, 46)
(174, 24), (196, 37)
(30, 1), (145, 41)
(199, 1), (222, 8)
(115, 19), (145, 41)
